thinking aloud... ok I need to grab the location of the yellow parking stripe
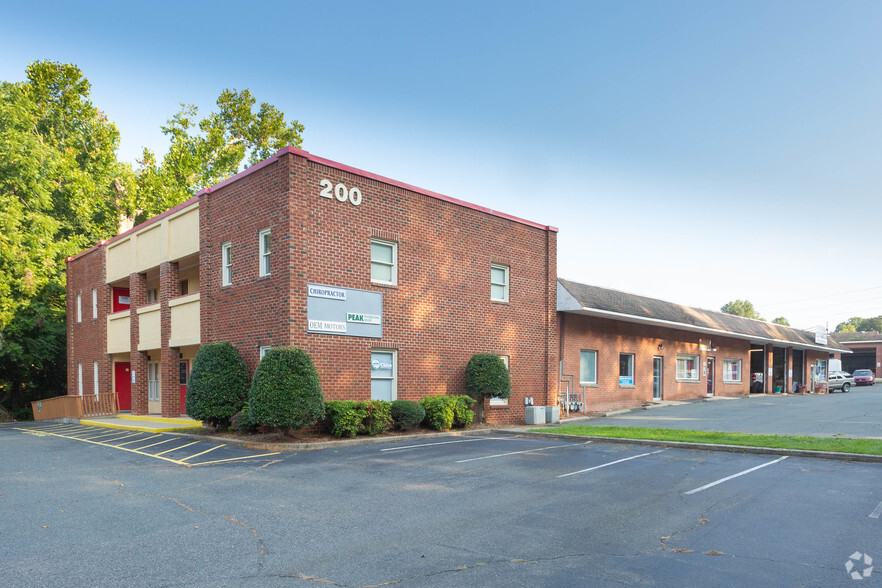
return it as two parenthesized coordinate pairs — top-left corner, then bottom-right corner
(179, 444), (226, 463)
(190, 452), (280, 466)
(131, 438), (177, 451)
(97, 432), (143, 443)
(153, 441), (200, 456)
(116, 434), (161, 447)
(13, 428), (190, 466)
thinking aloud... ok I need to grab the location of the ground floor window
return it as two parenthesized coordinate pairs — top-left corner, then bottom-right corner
(677, 354), (699, 381)
(259, 345), (271, 361)
(370, 350), (397, 401)
(93, 361), (99, 394)
(148, 361), (160, 402)
(722, 359), (742, 383)
(489, 356), (510, 406)
(77, 363), (83, 396)
(580, 350), (597, 385)
(619, 353), (634, 386)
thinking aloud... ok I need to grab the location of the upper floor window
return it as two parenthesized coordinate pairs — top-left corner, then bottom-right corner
(179, 280), (189, 296)
(370, 239), (397, 286)
(92, 289), (98, 319)
(146, 288), (159, 304)
(490, 264), (509, 302)
(259, 228), (271, 277)
(76, 294), (82, 323)
(222, 242), (232, 286)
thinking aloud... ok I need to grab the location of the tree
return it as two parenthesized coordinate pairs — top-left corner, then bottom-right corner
(465, 353), (511, 423)
(720, 300), (764, 321)
(835, 316), (882, 333)
(185, 342), (250, 428)
(772, 317), (790, 326)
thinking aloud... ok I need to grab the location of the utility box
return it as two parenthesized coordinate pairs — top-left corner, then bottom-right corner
(545, 405), (560, 424)
(525, 406), (545, 425)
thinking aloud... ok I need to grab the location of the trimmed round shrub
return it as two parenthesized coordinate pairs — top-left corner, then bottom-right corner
(325, 400), (367, 438)
(186, 342), (250, 428)
(420, 395), (455, 430)
(360, 400), (393, 436)
(390, 400), (425, 430)
(465, 354), (511, 423)
(248, 347), (325, 430)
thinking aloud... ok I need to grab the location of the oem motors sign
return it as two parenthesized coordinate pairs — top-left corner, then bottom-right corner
(306, 283), (382, 338)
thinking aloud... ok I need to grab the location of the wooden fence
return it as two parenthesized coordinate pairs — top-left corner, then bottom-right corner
(31, 393), (118, 421)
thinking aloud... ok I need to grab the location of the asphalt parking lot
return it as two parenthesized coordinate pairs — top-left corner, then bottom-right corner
(2, 422), (880, 586)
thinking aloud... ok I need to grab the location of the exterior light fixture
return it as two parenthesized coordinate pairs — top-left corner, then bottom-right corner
(658, 343), (664, 351)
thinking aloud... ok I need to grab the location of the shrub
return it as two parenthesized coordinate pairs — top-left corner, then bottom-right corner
(452, 395), (476, 427)
(248, 347), (325, 430)
(360, 400), (393, 436)
(230, 404), (258, 433)
(420, 395), (455, 430)
(186, 342), (250, 428)
(390, 400), (425, 430)
(325, 400), (367, 438)
(465, 353), (511, 423)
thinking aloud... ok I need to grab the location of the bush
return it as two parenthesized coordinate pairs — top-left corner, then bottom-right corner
(465, 353), (511, 423)
(390, 400), (425, 430)
(361, 400), (393, 436)
(325, 400), (367, 438)
(230, 404), (258, 433)
(248, 347), (325, 430)
(420, 395), (476, 430)
(186, 342), (250, 428)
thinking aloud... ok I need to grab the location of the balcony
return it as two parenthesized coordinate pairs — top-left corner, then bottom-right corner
(107, 310), (131, 354)
(169, 293), (200, 347)
(137, 303), (161, 350)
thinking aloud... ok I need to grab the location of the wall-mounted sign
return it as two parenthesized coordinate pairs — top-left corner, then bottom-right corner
(371, 358), (393, 370)
(698, 339), (711, 351)
(131, 370), (136, 384)
(619, 376), (633, 386)
(118, 296), (131, 305)
(307, 283), (382, 338)
(814, 331), (828, 345)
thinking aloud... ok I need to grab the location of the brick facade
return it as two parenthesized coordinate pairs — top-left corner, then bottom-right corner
(66, 248), (110, 399)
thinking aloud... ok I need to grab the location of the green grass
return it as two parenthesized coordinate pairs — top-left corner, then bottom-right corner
(532, 425), (882, 455)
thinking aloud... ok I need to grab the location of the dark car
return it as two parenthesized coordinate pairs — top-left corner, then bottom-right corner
(853, 369), (875, 386)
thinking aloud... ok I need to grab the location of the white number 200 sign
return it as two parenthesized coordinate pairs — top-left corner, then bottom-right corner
(319, 179), (362, 206)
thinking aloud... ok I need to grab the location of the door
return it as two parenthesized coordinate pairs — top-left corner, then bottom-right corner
(652, 356), (663, 400)
(707, 357), (715, 396)
(147, 361), (161, 414)
(179, 360), (189, 415)
(115, 362), (131, 411)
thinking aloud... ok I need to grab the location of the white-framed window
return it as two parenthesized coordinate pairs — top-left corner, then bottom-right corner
(619, 353), (635, 386)
(370, 239), (397, 285)
(370, 349), (397, 401)
(490, 264), (509, 302)
(92, 289), (98, 319)
(221, 242), (232, 286)
(146, 288), (159, 304)
(580, 350), (597, 385)
(259, 345), (272, 360)
(148, 361), (160, 402)
(489, 355), (510, 406)
(179, 280), (189, 296)
(259, 228), (271, 277)
(93, 361), (99, 395)
(76, 293), (82, 323)
(722, 359), (742, 383)
(677, 354), (700, 381)
(77, 363), (83, 396)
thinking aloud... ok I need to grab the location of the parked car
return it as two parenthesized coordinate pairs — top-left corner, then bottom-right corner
(853, 369), (875, 386)
(828, 371), (854, 393)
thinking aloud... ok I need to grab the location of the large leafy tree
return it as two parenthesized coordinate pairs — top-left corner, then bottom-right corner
(772, 317), (790, 326)
(835, 316), (882, 333)
(720, 299), (764, 321)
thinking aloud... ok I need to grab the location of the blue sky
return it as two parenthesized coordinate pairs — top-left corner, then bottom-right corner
(3, 1), (881, 330)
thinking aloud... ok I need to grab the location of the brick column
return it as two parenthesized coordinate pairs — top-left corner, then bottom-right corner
(160, 261), (181, 417)
(765, 344), (774, 394)
(129, 272), (149, 415)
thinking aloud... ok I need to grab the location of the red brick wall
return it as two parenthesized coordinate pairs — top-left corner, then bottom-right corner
(199, 151), (558, 424)
(66, 249), (110, 398)
(559, 313), (750, 413)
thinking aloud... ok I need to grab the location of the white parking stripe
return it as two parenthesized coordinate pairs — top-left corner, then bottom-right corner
(557, 449), (665, 478)
(380, 438), (490, 452)
(684, 456), (789, 495)
(456, 443), (586, 463)
(870, 502), (882, 519)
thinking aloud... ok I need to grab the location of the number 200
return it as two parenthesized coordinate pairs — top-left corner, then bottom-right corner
(319, 179), (362, 206)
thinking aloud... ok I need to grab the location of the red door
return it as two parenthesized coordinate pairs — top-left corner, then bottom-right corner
(115, 362), (132, 411)
(179, 360), (189, 415)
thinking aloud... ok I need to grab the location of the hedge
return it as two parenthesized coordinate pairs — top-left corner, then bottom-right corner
(390, 400), (425, 430)
(420, 395), (476, 430)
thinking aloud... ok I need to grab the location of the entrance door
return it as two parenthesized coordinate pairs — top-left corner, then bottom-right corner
(179, 360), (189, 415)
(652, 357), (663, 400)
(707, 357), (715, 396)
(115, 362), (132, 411)
(147, 361), (161, 414)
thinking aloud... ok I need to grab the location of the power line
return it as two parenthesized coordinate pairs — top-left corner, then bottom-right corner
(762, 285), (882, 306)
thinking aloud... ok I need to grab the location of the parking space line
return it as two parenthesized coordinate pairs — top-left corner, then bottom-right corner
(13, 427), (190, 465)
(153, 441), (201, 456)
(79, 430), (137, 441)
(380, 438), (491, 452)
(130, 438), (177, 451)
(97, 432), (143, 443)
(558, 450), (665, 478)
(870, 502), (882, 519)
(684, 456), (789, 495)
(180, 444), (226, 463)
(188, 453), (280, 466)
(456, 443), (586, 463)
(116, 434), (161, 446)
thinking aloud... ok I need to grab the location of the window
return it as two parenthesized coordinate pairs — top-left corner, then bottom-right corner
(489, 356), (510, 406)
(580, 350), (597, 385)
(148, 362), (160, 402)
(77, 363), (83, 396)
(722, 359), (742, 383)
(179, 280), (189, 296)
(92, 289), (98, 319)
(370, 349), (397, 401)
(76, 294), (82, 323)
(259, 228), (271, 277)
(619, 353), (634, 386)
(93, 361), (99, 395)
(259, 345), (271, 360)
(490, 264), (509, 302)
(677, 354), (700, 381)
(370, 239), (397, 285)
(222, 242), (232, 286)
(146, 288), (159, 304)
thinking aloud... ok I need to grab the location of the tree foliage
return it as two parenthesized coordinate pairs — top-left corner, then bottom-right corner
(248, 347), (324, 430)
(835, 316), (882, 333)
(720, 300), (764, 321)
(185, 342), (250, 428)
(772, 317), (790, 326)
(465, 353), (511, 423)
